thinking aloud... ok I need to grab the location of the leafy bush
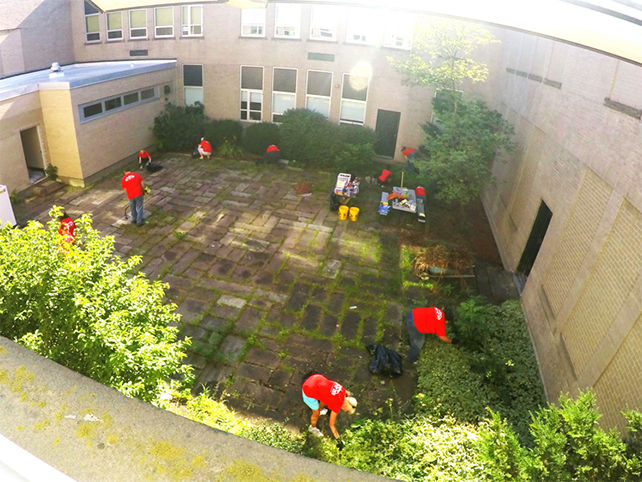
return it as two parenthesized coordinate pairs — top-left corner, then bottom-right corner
(152, 103), (206, 151)
(334, 416), (483, 481)
(217, 138), (245, 159)
(0, 207), (192, 402)
(331, 124), (376, 174)
(203, 119), (243, 148)
(243, 122), (280, 155)
(476, 410), (527, 481)
(279, 109), (336, 167)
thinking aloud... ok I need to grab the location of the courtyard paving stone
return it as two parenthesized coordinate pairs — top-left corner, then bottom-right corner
(14, 153), (509, 430)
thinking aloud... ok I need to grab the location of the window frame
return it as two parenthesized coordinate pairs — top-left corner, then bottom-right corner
(79, 86), (159, 123)
(106, 11), (123, 41)
(181, 4), (203, 37)
(309, 5), (337, 42)
(274, 4), (301, 39)
(155, 6), (174, 38)
(305, 69), (332, 119)
(240, 8), (265, 38)
(339, 72), (369, 125)
(382, 12), (414, 50)
(345, 8), (382, 46)
(272, 67), (297, 123)
(129, 9), (148, 39)
(183, 64), (204, 106)
(84, 1), (100, 43)
(240, 65), (264, 122)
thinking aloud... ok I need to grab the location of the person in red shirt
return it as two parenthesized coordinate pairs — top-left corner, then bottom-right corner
(58, 211), (76, 252)
(198, 138), (212, 159)
(401, 146), (418, 161)
(301, 372), (357, 450)
(378, 168), (392, 188)
(405, 306), (452, 362)
(138, 150), (151, 169)
(262, 144), (280, 163)
(121, 170), (146, 226)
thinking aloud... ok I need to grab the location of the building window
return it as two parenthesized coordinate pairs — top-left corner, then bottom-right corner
(309, 6), (337, 41)
(106, 12), (123, 41)
(240, 8), (265, 37)
(84, 1), (100, 42)
(346, 8), (382, 45)
(129, 9), (147, 39)
(382, 12), (414, 50)
(274, 4), (300, 39)
(306, 70), (332, 118)
(155, 7), (174, 37)
(340, 73), (368, 125)
(240, 66), (263, 121)
(272, 68), (296, 122)
(181, 5), (203, 37)
(79, 86), (158, 122)
(183, 64), (203, 106)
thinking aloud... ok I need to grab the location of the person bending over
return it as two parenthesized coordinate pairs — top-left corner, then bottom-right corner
(405, 306), (452, 363)
(138, 149), (151, 169)
(198, 138), (212, 159)
(301, 372), (357, 450)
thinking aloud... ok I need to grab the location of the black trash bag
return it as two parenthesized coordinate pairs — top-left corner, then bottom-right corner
(146, 162), (163, 173)
(192, 147), (200, 159)
(367, 343), (403, 377)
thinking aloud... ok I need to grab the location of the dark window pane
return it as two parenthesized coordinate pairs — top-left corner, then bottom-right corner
(83, 103), (102, 118)
(307, 71), (331, 96)
(85, 1), (99, 14)
(105, 97), (122, 110)
(250, 111), (261, 120)
(241, 100), (247, 109)
(87, 32), (100, 42)
(250, 101), (261, 110)
(274, 68), (296, 93)
(141, 88), (155, 100)
(183, 64), (203, 87)
(240, 111), (247, 120)
(124, 92), (139, 104)
(342, 74), (368, 101)
(241, 66), (262, 90)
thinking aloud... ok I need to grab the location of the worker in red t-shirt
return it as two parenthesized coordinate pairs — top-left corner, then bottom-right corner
(405, 307), (452, 362)
(401, 146), (418, 161)
(262, 144), (280, 163)
(121, 170), (146, 226)
(197, 138), (212, 159)
(58, 211), (76, 252)
(378, 168), (392, 188)
(138, 149), (151, 169)
(301, 372), (357, 450)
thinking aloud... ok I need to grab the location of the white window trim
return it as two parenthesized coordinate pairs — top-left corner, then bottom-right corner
(340, 72), (369, 125)
(305, 69), (332, 119)
(85, 12), (100, 43)
(345, 8), (381, 46)
(240, 65), (264, 122)
(309, 6), (337, 42)
(240, 8), (265, 38)
(106, 11), (123, 41)
(181, 4), (203, 37)
(274, 4), (300, 39)
(129, 9), (148, 39)
(79, 86), (158, 123)
(155, 7), (174, 38)
(183, 64), (203, 106)
(272, 67), (297, 122)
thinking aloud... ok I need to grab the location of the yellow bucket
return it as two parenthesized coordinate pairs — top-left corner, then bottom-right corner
(338, 205), (349, 220)
(349, 206), (359, 221)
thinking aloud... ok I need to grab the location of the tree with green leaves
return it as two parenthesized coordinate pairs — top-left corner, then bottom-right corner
(0, 207), (192, 402)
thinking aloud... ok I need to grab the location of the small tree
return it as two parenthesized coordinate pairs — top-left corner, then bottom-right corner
(0, 207), (192, 402)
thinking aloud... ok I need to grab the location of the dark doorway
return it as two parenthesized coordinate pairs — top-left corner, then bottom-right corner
(374, 109), (400, 158)
(20, 126), (46, 184)
(517, 201), (552, 276)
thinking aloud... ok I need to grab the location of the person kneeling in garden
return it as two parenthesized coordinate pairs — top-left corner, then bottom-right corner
(405, 306), (452, 363)
(301, 372), (357, 450)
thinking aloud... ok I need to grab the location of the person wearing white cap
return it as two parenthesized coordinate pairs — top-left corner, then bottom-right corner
(301, 371), (357, 450)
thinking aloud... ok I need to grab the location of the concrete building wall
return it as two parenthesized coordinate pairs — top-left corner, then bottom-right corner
(68, 1), (434, 160)
(0, 0), (74, 77)
(482, 29), (642, 429)
(0, 92), (46, 191)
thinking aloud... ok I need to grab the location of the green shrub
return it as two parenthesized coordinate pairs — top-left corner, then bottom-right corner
(279, 109), (335, 166)
(243, 122), (280, 154)
(0, 206), (192, 402)
(217, 138), (245, 159)
(203, 119), (243, 148)
(152, 103), (206, 151)
(331, 124), (376, 174)
(335, 416), (483, 481)
(477, 410), (527, 480)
